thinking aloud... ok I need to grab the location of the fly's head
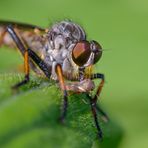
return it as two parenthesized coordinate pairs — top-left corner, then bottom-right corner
(72, 40), (102, 67)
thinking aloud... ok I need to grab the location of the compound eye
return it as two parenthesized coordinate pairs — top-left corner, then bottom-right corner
(72, 41), (91, 66)
(90, 40), (102, 64)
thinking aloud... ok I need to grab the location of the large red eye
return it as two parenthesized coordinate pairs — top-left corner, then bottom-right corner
(90, 40), (102, 64)
(72, 41), (91, 66)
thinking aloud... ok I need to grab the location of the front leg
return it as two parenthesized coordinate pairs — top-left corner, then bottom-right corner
(55, 64), (68, 123)
(7, 25), (30, 89)
(91, 73), (109, 121)
(91, 73), (105, 99)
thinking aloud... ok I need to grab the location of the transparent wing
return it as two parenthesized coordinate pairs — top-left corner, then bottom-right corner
(0, 20), (47, 51)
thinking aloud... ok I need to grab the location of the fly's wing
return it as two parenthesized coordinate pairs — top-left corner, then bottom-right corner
(0, 20), (48, 76)
(0, 20), (47, 52)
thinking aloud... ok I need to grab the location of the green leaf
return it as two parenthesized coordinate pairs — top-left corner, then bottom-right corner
(0, 73), (123, 148)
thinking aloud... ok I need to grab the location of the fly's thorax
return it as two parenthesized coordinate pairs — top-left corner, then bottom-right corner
(47, 20), (86, 48)
(42, 39), (78, 80)
(43, 20), (86, 64)
(42, 21), (86, 80)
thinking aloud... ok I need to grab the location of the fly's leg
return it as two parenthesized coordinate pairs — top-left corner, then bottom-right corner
(28, 48), (51, 79)
(78, 68), (103, 139)
(7, 25), (30, 89)
(12, 49), (29, 89)
(55, 64), (68, 123)
(91, 73), (105, 99)
(91, 73), (109, 122)
(86, 93), (103, 140)
(7, 25), (51, 89)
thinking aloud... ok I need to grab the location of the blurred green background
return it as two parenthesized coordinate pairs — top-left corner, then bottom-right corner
(0, 0), (148, 148)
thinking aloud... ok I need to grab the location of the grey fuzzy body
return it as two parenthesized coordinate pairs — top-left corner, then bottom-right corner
(43, 21), (86, 80)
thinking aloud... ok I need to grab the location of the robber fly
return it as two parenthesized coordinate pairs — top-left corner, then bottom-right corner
(0, 20), (109, 140)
